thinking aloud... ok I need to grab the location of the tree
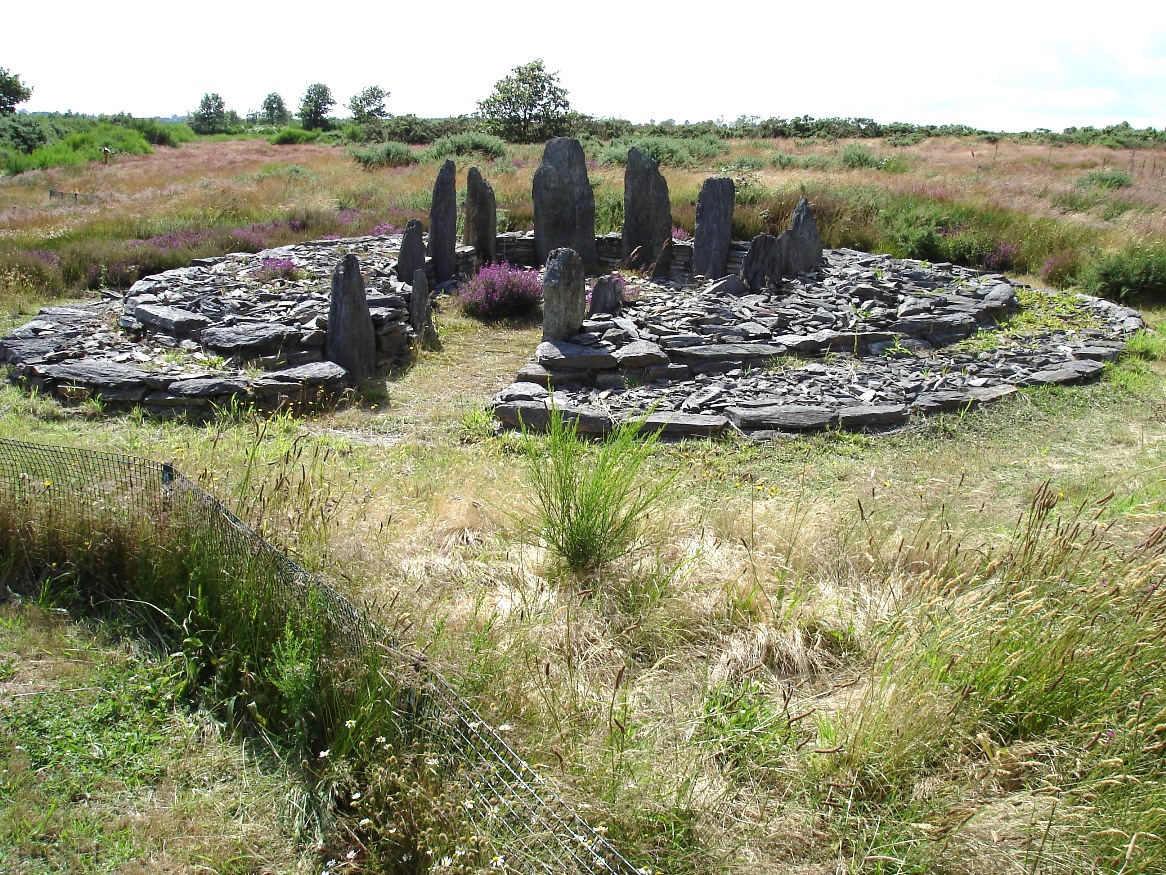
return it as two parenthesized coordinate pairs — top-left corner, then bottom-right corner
(189, 92), (228, 134)
(260, 92), (290, 126)
(348, 85), (389, 126)
(298, 83), (335, 131)
(476, 59), (571, 144)
(0, 67), (32, 115)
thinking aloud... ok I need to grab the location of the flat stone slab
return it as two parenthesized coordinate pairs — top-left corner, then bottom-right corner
(134, 304), (211, 334)
(535, 340), (618, 370)
(725, 404), (839, 431)
(202, 322), (300, 355)
(669, 343), (789, 364)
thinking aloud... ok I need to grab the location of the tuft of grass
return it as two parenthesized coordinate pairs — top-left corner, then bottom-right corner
(521, 406), (674, 574)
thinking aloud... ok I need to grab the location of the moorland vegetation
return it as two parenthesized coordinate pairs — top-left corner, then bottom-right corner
(3, 61), (1166, 874)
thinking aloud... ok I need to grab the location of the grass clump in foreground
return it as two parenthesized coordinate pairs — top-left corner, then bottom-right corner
(522, 406), (674, 573)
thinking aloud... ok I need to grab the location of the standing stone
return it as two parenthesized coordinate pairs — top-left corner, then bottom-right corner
(427, 159), (457, 284)
(533, 138), (597, 267)
(692, 177), (735, 279)
(325, 254), (375, 381)
(622, 147), (672, 277)
(463, 166), (497, 265)
(741, 233), (783, 292)
(398, 219), (425, 284)
(782, 197), (824, 276)
(410, 270), (441, 351)
(542, 248), (586, 340)
(588, 274), (623, 316)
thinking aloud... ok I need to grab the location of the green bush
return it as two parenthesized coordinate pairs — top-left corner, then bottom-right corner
(1, 124), (153, 174)
(350, 141), (418, 168)
(1077, 168), (1134, 190)
(840, 143), (883, 169)
(1079, 244), (1166, 303)
(269, 126), (319, 145)
(596, 135), (727, 167)
(522, 406), (673, 574)
(381, 114), (437, 144)
(424, 132), (506, 161)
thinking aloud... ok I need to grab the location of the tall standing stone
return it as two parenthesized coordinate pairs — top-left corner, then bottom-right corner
(410, 269), (441, 351)
(397, 218), (425, 284)
(533, 138), (597, 267)
(541, 248), (586, 340)
(622, 147), (672, 277)
(782, 197), (824, 276)
(463, 166), (497, 265)
(427, 159), (457, 284)
(692, 177), (735, 279)
(325, 254), (375, 381)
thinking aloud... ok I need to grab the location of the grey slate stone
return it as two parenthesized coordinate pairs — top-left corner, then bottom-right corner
(324, 254), (376, 381)
(202, 322), (299, 355)
(741, 233), (782, 291)
(588, 275), (623, 316)
(782, 197), (825, 275)
(691, 177), (734, 279)
(533, 138), (597, 266)
(134, 304), (211, 334)
(669, 343), (788, 363)
(726, 404), (839, 431)
(622, 147), (672, 277)
(397, 219), (425, 284)
(463, 166), (497, 263)
(541, 248), (587, 341)
(427, 159), (458, 284)
(612, 340), (668, 368)
(536, 339), (618, 370)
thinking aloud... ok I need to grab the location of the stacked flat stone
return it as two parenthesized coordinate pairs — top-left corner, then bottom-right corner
(492, 248), (1144, 437)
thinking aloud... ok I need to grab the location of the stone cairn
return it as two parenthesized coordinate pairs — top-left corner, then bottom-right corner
(0, 143), (1146, 428)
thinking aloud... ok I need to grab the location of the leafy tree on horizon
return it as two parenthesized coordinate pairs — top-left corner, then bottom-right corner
(0, 67), (33, 115)
(260, 92), (290, 126)
(348, 85), (389, 126)
(298, 83), (335, 131)
(477, 59), (572, 143)
(189, 92), (229, 134)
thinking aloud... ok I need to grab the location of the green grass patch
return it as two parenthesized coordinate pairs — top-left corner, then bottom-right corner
(2, 124), (153, 174)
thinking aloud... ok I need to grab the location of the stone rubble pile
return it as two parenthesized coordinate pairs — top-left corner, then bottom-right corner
(492, 246), (1144, 438)
(0, 234), (473, 417)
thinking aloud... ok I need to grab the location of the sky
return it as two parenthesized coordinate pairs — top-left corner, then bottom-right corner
(3, 0), (1164, 133)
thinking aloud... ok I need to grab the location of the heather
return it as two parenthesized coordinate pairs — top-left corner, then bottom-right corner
(457, 261), (542, 320)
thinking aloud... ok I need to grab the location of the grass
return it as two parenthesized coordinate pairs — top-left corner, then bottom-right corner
(2, 133), (1166, 873)
(0, 601), (308, 873)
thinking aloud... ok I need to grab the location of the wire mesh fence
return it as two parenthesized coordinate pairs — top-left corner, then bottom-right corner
(0, 437), (645, 875)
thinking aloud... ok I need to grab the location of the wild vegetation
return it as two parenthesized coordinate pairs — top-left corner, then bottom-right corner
(2, 113), (1166, 873)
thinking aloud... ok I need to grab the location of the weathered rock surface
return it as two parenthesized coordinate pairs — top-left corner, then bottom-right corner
(463, 166), (497, 264)
(541, 248), (587, 341)
(691, 177), (735, 279)
(622, 147), (672, 277)
(533, 138), (597, 267)
(588, 274), (623, 316)
(325, 254), (375, 381)
(397, 219), (426, 285)
(428, 159), (458, 284)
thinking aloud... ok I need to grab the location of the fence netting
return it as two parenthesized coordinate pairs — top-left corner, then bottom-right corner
(0, 437), (644, 875)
